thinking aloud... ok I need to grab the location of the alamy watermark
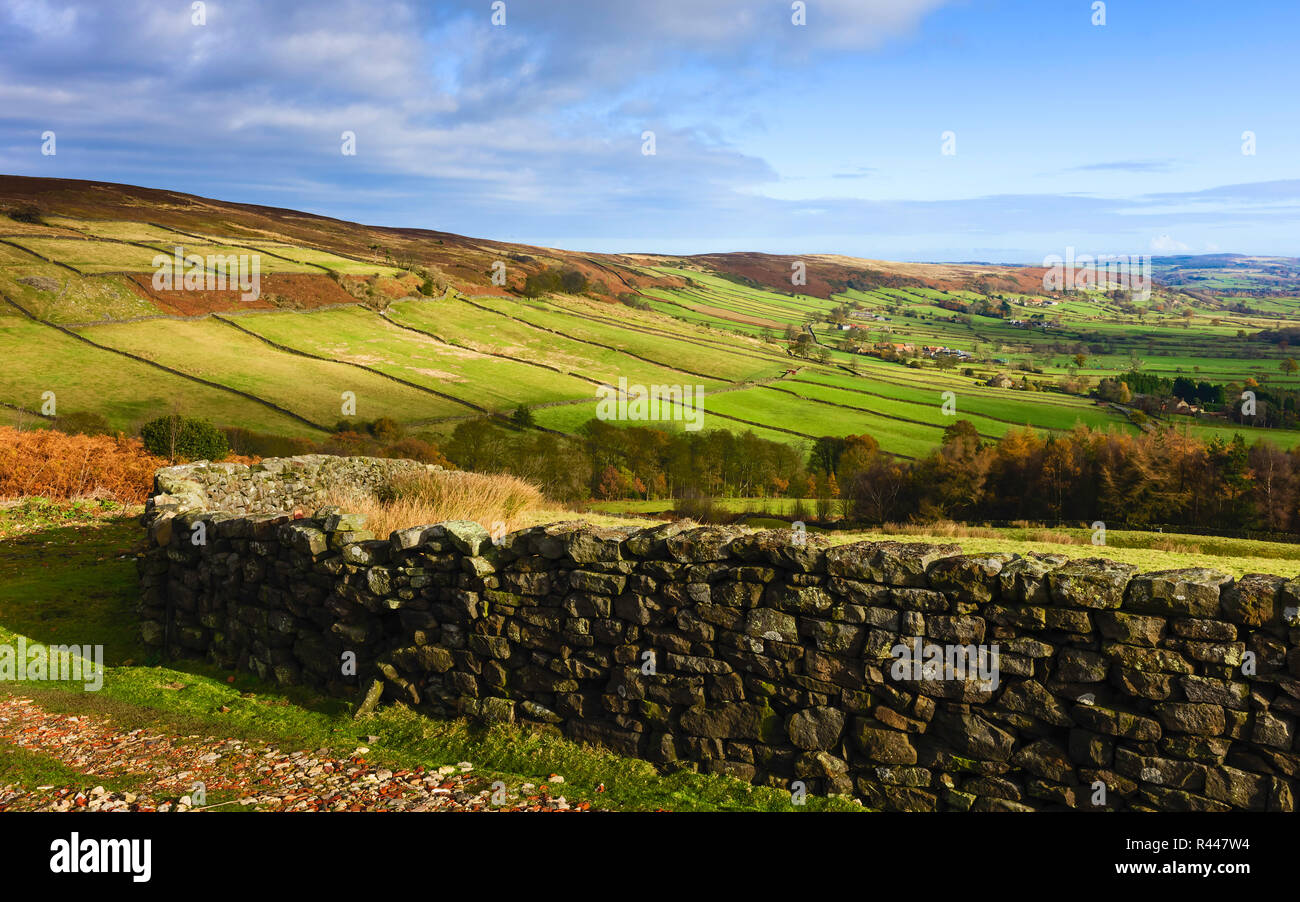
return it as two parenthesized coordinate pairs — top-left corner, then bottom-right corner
(0, 637), (104, 691)
(1042, 247), (1150, 302)
(595, 377), (705, 431)
(152, 246), (261, 302)
(50, 833), (151, 882)
(889, 638), (1000, 691)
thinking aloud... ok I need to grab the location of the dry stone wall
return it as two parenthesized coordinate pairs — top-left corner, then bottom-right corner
(145, 454), (439, 521)
(137, 457), (1300, 812)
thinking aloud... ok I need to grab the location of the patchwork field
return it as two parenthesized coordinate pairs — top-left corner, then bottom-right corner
(3, 175), (1300, 466)
(72, 316), (465, 428)
(0, 308), (320, 435)
(231, 305), (595, 411)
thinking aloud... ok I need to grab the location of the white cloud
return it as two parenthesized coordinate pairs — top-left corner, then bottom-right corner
(1, 0), (1298, 260)
(6, 0), (77, 35)
(1151, 234), (1190, 252)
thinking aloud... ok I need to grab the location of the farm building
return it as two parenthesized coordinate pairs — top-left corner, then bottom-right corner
(922, 345), (971, 359)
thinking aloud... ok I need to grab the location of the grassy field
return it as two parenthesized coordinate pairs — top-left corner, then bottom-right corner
(75, 315), (473, 427)
(243, 243), (406, 276)
(238, 304), (606, 409)
(4, 184), (1300, 464)
(5, 236), (166, 273)
(0, 260), (160, 322)
(638, 267), (1300, 450)
(42, 216), (198, 244)
(387, 296), (735, 390)
(0, 310), (322, 435)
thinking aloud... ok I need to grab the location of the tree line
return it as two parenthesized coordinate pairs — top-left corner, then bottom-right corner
(454, 416), (1300, 534)
(93, 409), (1300, 536)
(427, 416), (1300, 534)
(830, 421), (1285, 532)
(1118, 369), (1300, 428)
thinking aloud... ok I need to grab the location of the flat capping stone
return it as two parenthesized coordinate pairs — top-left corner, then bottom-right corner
(1123, 568), (1233, 618)
(1048, 557), (1139, 610)
(825, 540), (963, 585)
(728, 529), (832, 572)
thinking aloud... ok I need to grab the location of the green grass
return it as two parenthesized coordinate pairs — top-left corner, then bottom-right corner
(236, 304), (601, 411)
(0, 313), (322, 436)
(0, 497), (130, 540)
(74, 316), (468, 427)
(799, 369), (1123, 431)
(0, 743), (156, 797)
(638, 274), (1300, 453)
(481, 292), (788, 383)
(43, 217), (198, 245)
(1172, 418), (1300, 450)
(588, 497), (814, 517)
(0, 263), (161, 322)
(705, 386), (945, 457)
(388, 296), (730, 391)
(247, 244), (405, 276)
(646, 266), (839, 328)
(0, 242), (45, 264)
(143, 243), (324, 275)
(0, 515), (143, 659)
(529, 393), (814, 448)
(7, 237), (165, 273)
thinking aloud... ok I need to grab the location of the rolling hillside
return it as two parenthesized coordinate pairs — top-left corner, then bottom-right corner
(4, 175), (1300, 460)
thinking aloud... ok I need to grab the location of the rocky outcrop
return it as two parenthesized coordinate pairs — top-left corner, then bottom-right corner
(136, 457), (1300, 812)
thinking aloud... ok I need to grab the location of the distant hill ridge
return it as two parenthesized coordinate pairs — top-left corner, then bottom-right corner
(0, 174), (1063, 302)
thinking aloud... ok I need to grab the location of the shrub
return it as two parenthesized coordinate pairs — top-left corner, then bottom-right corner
(815, 496), (834, 521)
(368, 416), (403, 442)
(509, 405), (535, 428)
(223, 426), (313, 458)
(5, 204), (43, 224)
(321, 430), (380, 457)
(140, 415), (229, 463)
(1096, 378), (1132, 404)
(789, 498), (810, 523)
(675, 493), (725, 524)
(382, 437), (451, 466)
(521, 266), (589, 298)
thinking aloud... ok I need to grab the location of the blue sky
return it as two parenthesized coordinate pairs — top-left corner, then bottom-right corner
(1, 0), (1296, 262)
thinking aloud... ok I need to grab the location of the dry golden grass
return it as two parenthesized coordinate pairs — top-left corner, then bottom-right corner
(1148, 537), (1202, 555)
(869, 520), (1083, 547)
(327, 468), (543, 538)
(873, 520), (1005, 541)
(1022, 528), (1079, 545)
